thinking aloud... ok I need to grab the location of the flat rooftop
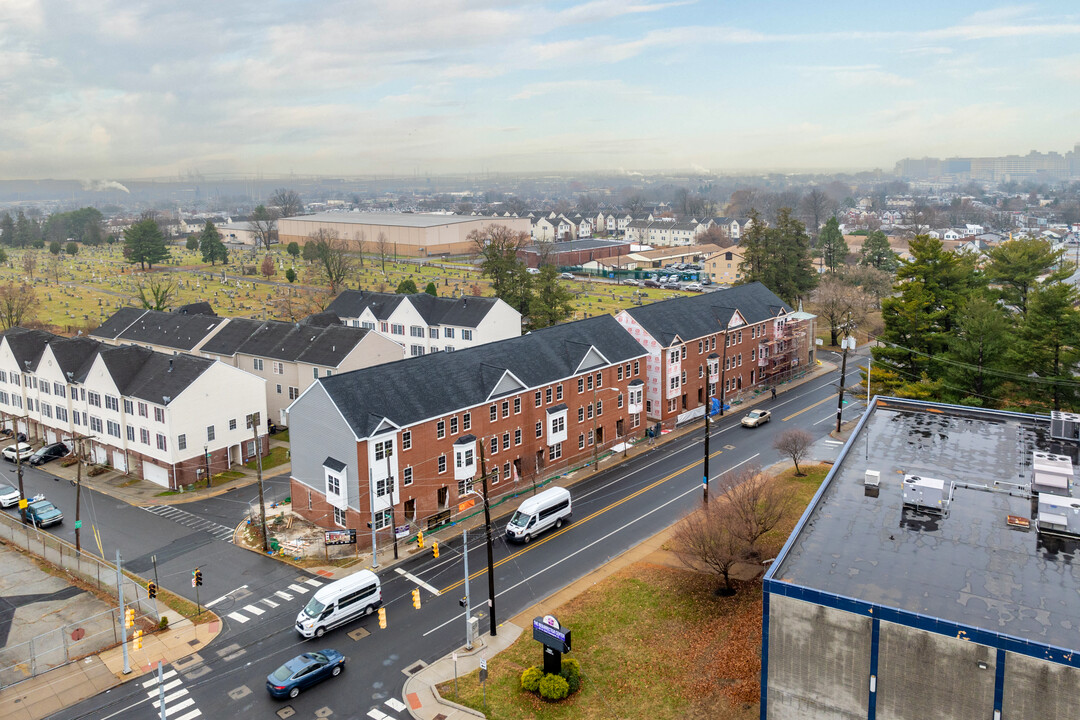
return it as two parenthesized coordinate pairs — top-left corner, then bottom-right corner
(772, 398), (1080, 653)
(281, 212), (512, 228)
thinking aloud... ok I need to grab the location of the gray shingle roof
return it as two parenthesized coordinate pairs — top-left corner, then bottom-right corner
(100, 345), (216, 405)
(199, 317), (372, 367)
(325, 291), (502, 329)
(0, 327), (53, 371)
(624, 282), (791, 347)
(89, 308), (226, 351)
(316, 314), (647, 438)
(90, 307), (147, 340)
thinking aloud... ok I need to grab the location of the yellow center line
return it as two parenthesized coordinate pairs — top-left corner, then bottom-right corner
(437, 450), (721, 595)
(782, 395), (833, 422)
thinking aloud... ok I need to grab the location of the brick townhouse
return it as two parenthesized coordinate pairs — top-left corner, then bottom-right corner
(286, 315), (647, 537)
(615, 282), (814, 428)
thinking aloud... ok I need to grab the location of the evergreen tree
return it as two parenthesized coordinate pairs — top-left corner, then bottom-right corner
(858, 230), (898, 272)
(286, 242), (300, 259)
(123, 218), (171, 270)
(942, 296), (1012, 406)
(198, 221), (228, 266)
(984, 236), (1067, 317)
(1014, 282), (1080, 411)
(527, 266), (575, 329)
(396, 279), (418, 294)
(49, 241), (61, 255)
(424, 282), (438, 296)
(817, 217), (849, 271)
(15, 211), (39, 248)
(737, 208), (817, 304)
(65, 242), (78, 256)
(0, 213), (14, 247)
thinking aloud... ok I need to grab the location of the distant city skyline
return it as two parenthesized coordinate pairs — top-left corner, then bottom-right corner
(2, 1), (1080, 180)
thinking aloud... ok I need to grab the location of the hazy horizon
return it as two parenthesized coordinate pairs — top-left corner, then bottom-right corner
(3, 1), (1079, 181)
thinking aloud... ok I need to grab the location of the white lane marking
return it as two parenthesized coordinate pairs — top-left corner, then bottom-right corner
(385, 697), (407, 711)
(288, 584), (309, 594)
(367, 709), (390, 720)
(261, 598), (279, 608)
(226, 612), (249, 623)
(151, 688), (189, 707)
(305, 578), (324, 587)
(163, 698), (195, 716)
(394, 568), (441, 596)
(424, 453), (760, 637)
(275, 590), (293, 601)
(142, 669), (177, 688)
(242, 604), (265, 616)
(173, 710), (203, 720)
(205, 584), (248, 609)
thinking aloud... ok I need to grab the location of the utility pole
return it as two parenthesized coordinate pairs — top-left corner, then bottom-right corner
(387, 454), (398, 560)
(368, 469), (378, 569)
(478, 442), (497, 637)
(719, 329), (729, 417)
(117, 549), (130, 674)
(204, 444), (211, 489)
(251, 415), (268, 553)
(11, 414), (28, 522)
(703, 401), (710, 504)
(69, 432), (93, 554)
(591, 383), (599, 471)
(836, 333), (854, 433)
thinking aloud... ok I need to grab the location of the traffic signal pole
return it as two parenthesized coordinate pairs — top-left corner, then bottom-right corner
(117, 550), (130, 674)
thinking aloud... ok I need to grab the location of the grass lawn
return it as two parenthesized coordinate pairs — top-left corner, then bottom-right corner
(245, 445), (289, 470)
(439, 462), (830, 720)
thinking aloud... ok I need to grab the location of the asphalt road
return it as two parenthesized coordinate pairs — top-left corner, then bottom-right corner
(36, 354), (867, 720)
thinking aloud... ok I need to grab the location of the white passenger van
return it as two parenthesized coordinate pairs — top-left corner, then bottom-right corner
(295, 569), (381, 638)
(505, 487), (572, 543)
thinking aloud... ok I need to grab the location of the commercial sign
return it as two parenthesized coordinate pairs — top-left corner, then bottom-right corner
(324, 529), (357, 546)
(532, 614), (571, 653)
(394, 524), (410, 539)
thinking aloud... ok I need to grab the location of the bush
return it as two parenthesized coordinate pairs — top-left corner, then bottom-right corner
(538, 673), (569, 701)
(158, 616), (169, 630)
(560, 658), (582, 694)
(520, 666), (543, 693)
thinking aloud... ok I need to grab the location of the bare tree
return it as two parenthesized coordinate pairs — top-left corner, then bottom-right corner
(133, 275), (178, 311)
(842, 264), (893, 308)
(352, 230), (367, 268)
(694, 224), (730, 247)
(22, 252), (37, 281)
(269, 188), (303, 218)
(799, 188), (831, 239)
(718, 464), (791, 549)
(773, 429), (814, 476)
(249, 205), (278, 250)
(47, 252), (63, 284)
(375, 232), (391, 273)
(810, 276), (870, 346)
(308, 229), (355, 293)
(672, 499), (744, 595)
(0, 283), (37, 329)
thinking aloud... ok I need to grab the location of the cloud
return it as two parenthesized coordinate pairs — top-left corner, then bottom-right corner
(80, 180), (130, 193)
(798, 64), (915, 88)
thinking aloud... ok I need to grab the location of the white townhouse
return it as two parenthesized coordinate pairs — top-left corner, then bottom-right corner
(531, 216), (557, 242)
(624, 220), (707, 247)
(324, 291), (521, 357)
(0, 327), (267, 489)
(92, 305), (405, 429)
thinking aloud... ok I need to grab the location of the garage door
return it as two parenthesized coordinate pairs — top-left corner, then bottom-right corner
(112, 451), (127, 472)
(93, 446), (108, 465)
(143, 463), (169, 488)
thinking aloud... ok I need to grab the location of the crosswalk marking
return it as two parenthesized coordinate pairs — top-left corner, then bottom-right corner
(227, 612), (249, 623)
(163, 698), (195, 716)
(143, 669), (177, 688)
(151, 688), (189, 707)
(367, 710), (390, 720)
(385, 697), (407, 711)
(305, 578), (324, 587)
(141, 505), (235, 542)
(275, 590), (293, 601)
(287, 584), (309, 594)
(261, 598), (279, 608)
(242, 604), (265, 616)
(174, 710), (203, 720)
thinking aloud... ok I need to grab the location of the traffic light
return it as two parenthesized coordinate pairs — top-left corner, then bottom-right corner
(133, 629), (143, 650)
(147, 581), (157, 599)
(458, 596), (467, 608)
(124, 608), (135, 628)
(416, 530), (424, 548)
(411, 588), (421, 609)
(193, 568), (203, 587)
(432, 541), (439, 559)
(378, 607), (387, 629)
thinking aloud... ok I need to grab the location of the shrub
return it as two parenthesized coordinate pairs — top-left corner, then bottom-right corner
(538, 673), (569, 701)
(158, 616), (169, 631)
(560, 658), (582, 694)
(520, 666), (543, 693)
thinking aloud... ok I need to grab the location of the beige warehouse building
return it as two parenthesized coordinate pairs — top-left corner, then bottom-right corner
(278, 213), (531, 257)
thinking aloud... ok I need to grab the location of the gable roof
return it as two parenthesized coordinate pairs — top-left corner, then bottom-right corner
(624, 282), (792, 347)
(89, 308), (226, 351)
(99, 345), (216, 405)
(325, 290), (505, 329)
(1, 327), (54, 371)
(316, 314), (647, 438)
(199, 317), (373, 366)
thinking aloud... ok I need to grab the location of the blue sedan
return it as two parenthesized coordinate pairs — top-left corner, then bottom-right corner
(266, 649), (346, 699)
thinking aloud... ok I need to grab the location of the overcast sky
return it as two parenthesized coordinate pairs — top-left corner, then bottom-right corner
(2, 1), (1079, 180)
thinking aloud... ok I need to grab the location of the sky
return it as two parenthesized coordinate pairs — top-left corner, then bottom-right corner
(2, 1), (1080, 180)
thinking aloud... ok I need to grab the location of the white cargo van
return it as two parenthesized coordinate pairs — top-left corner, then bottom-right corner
(295, 570), (381, 638)
(505, 487), (572, 543)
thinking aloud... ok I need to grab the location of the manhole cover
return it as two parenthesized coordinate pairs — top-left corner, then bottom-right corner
(228, 685), (251, 700)
(347, 628), (370, 642)
(405, 662), (425, 676)
(314, 708), (333, 718)
(70, 628), (85, 641)
(188, 639), (200, 647)
(173, 653), (202, 671)
(276, 707), (295, 719)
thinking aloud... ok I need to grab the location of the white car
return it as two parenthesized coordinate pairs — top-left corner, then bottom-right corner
(740, 409), (772, 428)
(2, 443), (34, 462)
(0, 482), (20, 508)
(526, 267), (541, 275)
(559, 272), (575, 280)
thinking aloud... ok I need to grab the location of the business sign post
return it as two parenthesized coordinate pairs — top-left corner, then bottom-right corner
(324, 529), (356, 546)
(532, 614), (571, 675)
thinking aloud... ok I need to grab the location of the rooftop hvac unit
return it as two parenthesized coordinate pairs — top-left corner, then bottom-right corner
(864, 469), (880, 488)
(1031, 451), (1073, 494)
(1036, 493), (1080, 538)
(1050, 411), (1080, 442)
(902, 475), (949, 515)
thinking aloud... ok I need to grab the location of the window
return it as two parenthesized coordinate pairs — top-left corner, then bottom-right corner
(699, 365), (705, 378)
(617, 394), (624, 409)
(597, 400), (604, 416)
(156, 434), (167, 451)
(253, 358), (264, 371)
(578, 433), (585, 450)
(445, 346), (454, 352)
(587, 375), (594, 391)
(411, 345), (425, 357)
(545, 388), (552, 404)
(577, 378), (584, 393)
(140, 428), (150, 445)
(334, 507), (347, 526)
(681, 346), (687, 360)
(587, 403), (594, 419)
(450, 416), (458, 434)
(11, 374), (19, 387)
(55, 406), (68, 422)
(457, 478), (474, 496)
(444, 327), (455, 339)
(362, 321), (375, 330)
(123, 398), (133, 414)
(138, 402), (148, 418)
(633, 360), (639, 375)
(462, 329), (472, 341)
(737, 330), (743, 344)
(40, 404), (52, 419)
(375, 475), (392, 498)
(463, 412), (471, 430)
(155, 407), (165, 423)
(535, 391), (542, 407)
(178, 434), (187, 450)
(0, 391), (6, 405)
(502, 462), (510, 484)
(313, 368), (319, 379)
(88, 391), (101, 407)
(391, 324), (405, 335)
(617, 366), (624, 381)
(536, 421), (543, 438)
(491, 465), (500, 484)
(548, 443), (562, 461)
(403, 467), (413, 486)
(514, 397), (521, 414)
(437, 420), (445, 439)
(410, 326), (424, 338)
(501, 400), (509, 418)
(429, 328), (439, 339)
(273, 361), (284, 374)
(490, 437), (498, 455)
(207, 425), (216, 442)
(698, 340), (704, 354)
(40, 382), (50, 396)
(375, 440), (393, 460)
(551, 415), (565, 434)
(515, 428), (522, 446)
(89, 416), (103, 433)
(289, 387), (299, 400)
(127, 425), (135, 441)
(107, 420), (120, 437)
(578, 407), (585, 423)
(402, 431), (412, 450)
(229, 418), (237, 431)
(490, 405), (497, 421)
(502, 432), (510, 450)
(438, 455), (447, 474)
(380, 322), (388, 333)
(276, 384), (282, 394)
(0, 371), (5, 382)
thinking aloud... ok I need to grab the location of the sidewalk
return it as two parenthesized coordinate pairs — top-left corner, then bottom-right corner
(400, 360), (840, 720)
(0, 609), (220, 720)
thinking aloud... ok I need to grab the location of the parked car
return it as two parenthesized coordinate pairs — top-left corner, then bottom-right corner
(0, 482), (20, 508)
(266, 649), (346, 699)
(559, 272), (575, 280)
(526, 267), (541, 275)
(701, 277), (712, 286)
(684, 282), (703, 292)
(2, 443), (34, 462)
(28, 442), (69, 466)
(741, 409), (772, 428)
(24, 498), (63, 527)
(661, 282), (681, 290)
(622, 278), (639, 286)
(642, 279), (660, 288)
